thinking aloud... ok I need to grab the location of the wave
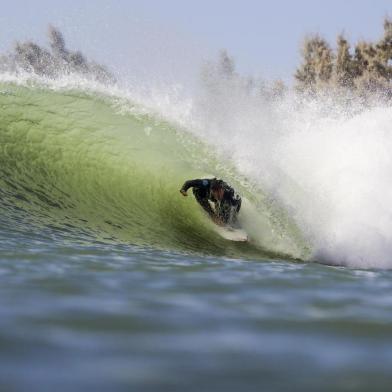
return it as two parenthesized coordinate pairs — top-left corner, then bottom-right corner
(0, 79), (308, 261)
(190, 69), (392, 269)
(3, 26), (392, 268)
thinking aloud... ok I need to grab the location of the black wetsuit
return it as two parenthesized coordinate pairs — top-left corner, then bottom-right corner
(180, 178), (242, 225)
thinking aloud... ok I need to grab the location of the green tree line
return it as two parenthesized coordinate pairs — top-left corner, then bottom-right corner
(295, 18), (392, 97)
(0, 26), (115, 84)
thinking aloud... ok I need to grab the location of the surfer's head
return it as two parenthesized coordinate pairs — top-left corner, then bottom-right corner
(211, 179), (225, 200)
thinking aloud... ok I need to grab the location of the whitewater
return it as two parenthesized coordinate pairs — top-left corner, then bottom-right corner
(2, 57), (392, 390)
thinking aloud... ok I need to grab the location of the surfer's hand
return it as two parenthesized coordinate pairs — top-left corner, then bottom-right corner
(180, 189), (188, 196)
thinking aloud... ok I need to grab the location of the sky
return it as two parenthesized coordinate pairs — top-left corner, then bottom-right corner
(0, 0), (391, 85)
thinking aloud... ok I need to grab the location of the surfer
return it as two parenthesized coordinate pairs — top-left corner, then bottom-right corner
(180, 178), (242, 226)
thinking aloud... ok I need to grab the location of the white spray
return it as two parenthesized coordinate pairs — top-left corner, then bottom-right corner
(182, 69), (392, 269)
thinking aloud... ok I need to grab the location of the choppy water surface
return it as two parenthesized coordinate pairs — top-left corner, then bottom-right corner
(1, 231), (392, 391)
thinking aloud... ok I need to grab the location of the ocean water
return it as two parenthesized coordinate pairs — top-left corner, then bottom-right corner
(1, 78), (392, 391)
(2, 238), (392, 391)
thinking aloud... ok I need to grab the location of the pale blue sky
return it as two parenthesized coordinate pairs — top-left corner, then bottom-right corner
(0, 0), (391, 85)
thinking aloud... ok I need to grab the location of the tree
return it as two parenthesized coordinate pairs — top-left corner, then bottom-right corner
(217, 50), (235, 78)
(295, 35), (333, 92)
(5, 25), (116, 84)
(48, 25), (67, 59)
(376, 18), (392, 63)
(14, 41), (54, 76)
(335, 34), (355, 88)
(376, 18), (392, 82)
(353, 40), (389, 92)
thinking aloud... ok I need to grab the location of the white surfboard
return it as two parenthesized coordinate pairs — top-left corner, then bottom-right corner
(215, 226), (248, 242)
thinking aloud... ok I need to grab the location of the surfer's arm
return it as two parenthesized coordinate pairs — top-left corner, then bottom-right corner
(180, 179), (208, 195)
(193, 192), (216, 219)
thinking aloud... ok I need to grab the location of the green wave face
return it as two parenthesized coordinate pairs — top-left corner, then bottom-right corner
(0, 83), (309, 260)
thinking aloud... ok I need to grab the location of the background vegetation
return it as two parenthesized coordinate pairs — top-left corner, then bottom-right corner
(295, 18), (392, 98)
